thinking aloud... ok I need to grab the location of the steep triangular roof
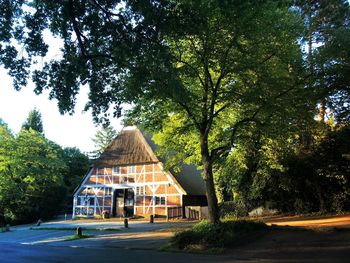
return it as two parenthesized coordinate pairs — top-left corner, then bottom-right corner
(95, 126), (159, 166)
(93, 126), (206, 196)
(143, 130), (206, 196)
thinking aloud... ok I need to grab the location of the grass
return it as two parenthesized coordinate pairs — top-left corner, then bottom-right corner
(162, 219), (268, 253)
(0, 225), (10, 233)
(30, 227), (120, 231)
(72, 215), (146, 221)
(156, 225), (193, 233)
(64, 233), (93, 241)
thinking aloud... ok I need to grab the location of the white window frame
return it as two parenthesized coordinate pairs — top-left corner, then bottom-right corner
(104, 187), (112, 195)
(155, 196), (165, 206)
(128, 165), (136, 174)
(112, 166), (121, 175)
(136, 186), (145, 195)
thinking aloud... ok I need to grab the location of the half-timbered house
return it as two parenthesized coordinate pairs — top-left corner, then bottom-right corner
(73, 126), (207, 219)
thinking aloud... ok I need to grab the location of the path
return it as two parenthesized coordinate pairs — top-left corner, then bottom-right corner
(263, 214), (350, 228)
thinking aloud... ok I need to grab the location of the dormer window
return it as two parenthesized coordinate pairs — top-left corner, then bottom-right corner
(128, 165), (136, 174)
(112, 166), (121, 175)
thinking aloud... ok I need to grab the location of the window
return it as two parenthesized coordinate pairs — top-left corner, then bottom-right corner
(136, 186), (145, 195)
(104, 187), (112, 195)
(112, 166), (121, 175)
(128, 165), (136, 174)
(155, 196), (165, 206)
(81, 196), (94, 206)
(125, 199), (134, 206)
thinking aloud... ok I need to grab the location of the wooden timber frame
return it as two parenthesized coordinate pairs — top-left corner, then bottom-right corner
(73, 126), (207, 219)
(73, 162), (186, 218)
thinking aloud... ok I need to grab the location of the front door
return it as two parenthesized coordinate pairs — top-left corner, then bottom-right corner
(124, 188), (134, 217)
(113, 188), (134, 217)
(114, 189), (125, 217)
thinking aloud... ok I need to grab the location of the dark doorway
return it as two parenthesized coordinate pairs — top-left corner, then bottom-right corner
(124, 188), (134, 217)
(112, 188), (134, 217)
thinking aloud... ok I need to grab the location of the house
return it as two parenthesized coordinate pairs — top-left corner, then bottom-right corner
(73, 126), (207, 219)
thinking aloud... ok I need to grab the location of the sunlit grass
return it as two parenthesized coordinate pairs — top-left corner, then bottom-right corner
(64, 233), (93, 241)
(30, 227), (120, 231)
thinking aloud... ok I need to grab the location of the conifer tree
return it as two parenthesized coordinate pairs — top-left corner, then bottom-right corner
(22, 108), (44, 133)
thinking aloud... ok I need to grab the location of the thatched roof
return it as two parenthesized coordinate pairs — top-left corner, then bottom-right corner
(143, 130), (206, 196)
(94, 126), (206, 196)
(95, 127), (159, 166)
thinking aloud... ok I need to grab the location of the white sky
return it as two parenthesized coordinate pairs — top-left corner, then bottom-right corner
(0, 33), (123, 153)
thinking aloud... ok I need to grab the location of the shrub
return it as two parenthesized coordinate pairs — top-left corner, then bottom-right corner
(169, 219), (267, 251)
(219, 200), (249, 219)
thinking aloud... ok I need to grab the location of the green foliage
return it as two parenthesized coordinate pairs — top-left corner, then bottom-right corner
(0, 125), (67, 224)
(3, 0), (348, 223)
(169, 220), (267, 251)
(219, 201), (246, 218)
(22, 108), (44, 133)
(276, 126), (350, 213)
(91, 125), (117, 158)
(55, 147), (91, 209)
(60, 147), (91, 195)
(294, 0), (350, 123)
(223, 124), (350, 214)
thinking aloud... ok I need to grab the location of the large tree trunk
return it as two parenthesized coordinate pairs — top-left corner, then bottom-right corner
(319, 63), (326, 123)
(319, 99), (326, 122)
(200, 134), (220, 224)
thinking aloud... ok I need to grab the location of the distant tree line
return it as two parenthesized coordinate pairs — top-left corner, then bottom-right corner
(0, 110), (91, 225)
(216, 123), (350, 216)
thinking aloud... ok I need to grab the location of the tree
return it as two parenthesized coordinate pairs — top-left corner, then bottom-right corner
(1, 0), (308, 223)
(91, 125), (117, 158)
(0, 118), (8, 128)
(294, 0), (350, 123)
(0, 119), (14, 225)
(22, 108), (44, 133)
(0, 127), (66, 223)
(61, 147), (91, 205)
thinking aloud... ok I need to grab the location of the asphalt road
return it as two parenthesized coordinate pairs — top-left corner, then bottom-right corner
(1, 243), (238, 263)
(1, 218), (350, 263)
(0, 221), (237, 263)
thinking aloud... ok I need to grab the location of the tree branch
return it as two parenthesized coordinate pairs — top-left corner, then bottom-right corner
(90, 0), (128, 28)
(68, 0), (87, 57)
(177, 101), (201, 130)
(210, 73), (313, 160)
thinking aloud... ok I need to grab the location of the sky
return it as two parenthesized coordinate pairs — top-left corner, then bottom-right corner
(0, 33), (123, 153)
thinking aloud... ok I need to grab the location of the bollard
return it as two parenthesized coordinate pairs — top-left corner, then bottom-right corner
(149, 214), (154, 224)
(124, 218), (128, 228)
(76, 227), (82, 237)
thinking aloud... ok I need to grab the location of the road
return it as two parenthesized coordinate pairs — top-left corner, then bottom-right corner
(0, 217), (350, 262)
(1, 243), (240, 263)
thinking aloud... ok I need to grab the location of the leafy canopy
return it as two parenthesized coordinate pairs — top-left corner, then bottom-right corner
(91, 125), (117, 158)
(22, 108), (44, 133)
(0, 125), (67, 223)
(1, 0), (310, 223)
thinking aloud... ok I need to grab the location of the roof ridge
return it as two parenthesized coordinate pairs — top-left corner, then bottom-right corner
(134, 128), (159, 162)
(94, 126), (158, 166)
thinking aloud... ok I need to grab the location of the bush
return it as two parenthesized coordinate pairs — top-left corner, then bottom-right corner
(169, 219), (267, 251)
(219, 200), (249, 218)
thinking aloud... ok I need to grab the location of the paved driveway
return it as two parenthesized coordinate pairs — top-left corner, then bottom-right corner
(1, 217), (350, 263)
(0, 219), (194, 249)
